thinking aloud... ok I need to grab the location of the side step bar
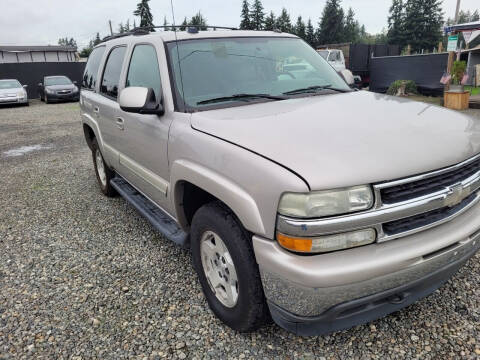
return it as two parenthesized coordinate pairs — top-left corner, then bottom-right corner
(110, 176), (188, 247)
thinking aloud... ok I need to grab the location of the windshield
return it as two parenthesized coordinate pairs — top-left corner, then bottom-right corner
(318, 50), (329, 59)
(167, 37), (350, 111)
(45, 76), (72, 86)
(0, 80), (22, 89)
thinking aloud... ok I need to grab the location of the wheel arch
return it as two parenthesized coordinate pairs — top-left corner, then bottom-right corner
(171, 160), (266, 236)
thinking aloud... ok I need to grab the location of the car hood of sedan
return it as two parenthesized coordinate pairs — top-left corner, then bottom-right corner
(45, 84), (76, 91)
(191, 91), (480, 190)
(0, 87), (22, 96)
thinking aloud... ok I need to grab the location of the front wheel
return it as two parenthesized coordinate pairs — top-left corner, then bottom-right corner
(91, 138), (116, 197)
(44, 94), (49, 104)
(191, 201), (269, 332)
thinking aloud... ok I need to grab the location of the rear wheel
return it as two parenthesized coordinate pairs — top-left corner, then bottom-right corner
(91, 138), (116, 197)
(191, 201), (269, 332)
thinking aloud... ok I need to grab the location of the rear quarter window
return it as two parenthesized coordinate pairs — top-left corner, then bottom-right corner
(82, 46), (106, 91)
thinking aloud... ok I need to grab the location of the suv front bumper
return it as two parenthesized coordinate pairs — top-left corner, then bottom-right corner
(253, 201), (480, 336)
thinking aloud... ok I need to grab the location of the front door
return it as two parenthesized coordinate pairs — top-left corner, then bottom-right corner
(115, 43), (173, 208)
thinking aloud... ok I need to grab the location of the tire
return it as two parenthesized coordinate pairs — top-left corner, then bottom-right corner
(39, 93), (43, 102)
(191, 201), (269, 332)
(91, 138), (116, 197)
(44, 94), (49, 104)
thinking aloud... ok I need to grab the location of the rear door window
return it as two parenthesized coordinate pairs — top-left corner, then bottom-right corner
(82, 46), (106, 91)
(126, 44), (162, 99)
(100, 46), (127, 99)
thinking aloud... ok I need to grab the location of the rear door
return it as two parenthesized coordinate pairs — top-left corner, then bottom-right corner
(79, 46), (118, 163)
(95, 45), (128, 167)
(114, 42), (173, 208)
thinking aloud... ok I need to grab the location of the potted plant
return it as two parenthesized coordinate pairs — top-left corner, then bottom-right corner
(450, 60), (467, 93)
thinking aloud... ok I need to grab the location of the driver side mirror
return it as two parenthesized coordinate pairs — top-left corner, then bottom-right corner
(38, 83), (43, 87)
(23, 85), (28, 88)
(119, 87), (164, 116)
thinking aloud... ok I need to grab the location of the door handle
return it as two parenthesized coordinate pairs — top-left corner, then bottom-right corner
(93, 106), (99, 113)
(116, 117), (125, 130)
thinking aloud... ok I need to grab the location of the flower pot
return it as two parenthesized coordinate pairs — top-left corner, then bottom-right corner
(449, 84), (464, 93)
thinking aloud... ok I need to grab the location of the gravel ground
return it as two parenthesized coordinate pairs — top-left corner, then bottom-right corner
(0, 100), (480, 359)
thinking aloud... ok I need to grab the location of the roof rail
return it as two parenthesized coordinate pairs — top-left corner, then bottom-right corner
(133, 25), (238, 32)
(99, 25), (238, 44)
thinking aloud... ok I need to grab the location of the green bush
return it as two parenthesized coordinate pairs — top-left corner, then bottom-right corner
(452, 60), (467, 85)
(387, 80), (418, 96)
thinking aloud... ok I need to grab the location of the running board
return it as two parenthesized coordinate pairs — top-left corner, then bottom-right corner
(110, 176), (188, 247)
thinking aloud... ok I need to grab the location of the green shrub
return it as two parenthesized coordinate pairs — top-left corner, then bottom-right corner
(387, 80), (419, 96)
(452, 60), (467, 85)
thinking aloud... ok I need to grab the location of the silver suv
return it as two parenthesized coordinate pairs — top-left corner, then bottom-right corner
(80, 28), (480, 336)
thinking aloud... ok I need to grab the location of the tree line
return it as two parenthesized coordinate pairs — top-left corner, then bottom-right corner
(72, 0), (479, 57)
(239, 0), (370, 47)
(386, 1), (479, 53)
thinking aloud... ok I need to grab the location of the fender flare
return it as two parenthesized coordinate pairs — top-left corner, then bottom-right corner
(170, 159), (266, 235)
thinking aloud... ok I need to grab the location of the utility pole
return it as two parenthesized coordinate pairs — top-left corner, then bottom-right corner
(454, 0), (461, 23)
(109, 20), (114, 36)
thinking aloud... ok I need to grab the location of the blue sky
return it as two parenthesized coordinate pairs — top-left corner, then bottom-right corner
(0, 0), (478, 48)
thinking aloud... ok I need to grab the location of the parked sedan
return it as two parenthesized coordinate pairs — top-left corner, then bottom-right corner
(38, 76), (79, 103)
(0, 79), (28, 106)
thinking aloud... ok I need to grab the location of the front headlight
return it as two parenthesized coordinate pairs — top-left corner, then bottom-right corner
(17, 91), (25, 98)
(46, 88), (54, 94)
(278, 185), (374, 218)
(72, 86), (79, 93)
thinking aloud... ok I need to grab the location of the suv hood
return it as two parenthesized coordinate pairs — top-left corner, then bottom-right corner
(191, 91), (480, 190)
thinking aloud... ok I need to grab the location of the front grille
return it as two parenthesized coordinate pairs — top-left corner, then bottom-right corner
(381, 157), (480, 204)
(57, 90), (71, 94)
(383, 193), (476, 235)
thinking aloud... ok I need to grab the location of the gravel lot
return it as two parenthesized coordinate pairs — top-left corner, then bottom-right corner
(1, 100), (480, 359)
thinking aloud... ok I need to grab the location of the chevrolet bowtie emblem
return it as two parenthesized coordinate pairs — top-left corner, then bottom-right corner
(444, 184), (466, 208)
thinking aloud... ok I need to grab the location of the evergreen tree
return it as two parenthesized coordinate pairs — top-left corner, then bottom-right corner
(133, 19), (137, 28)
(125, 19), (131, 32)
(317, 0), (345, 44)
(134, 0), (154, 28)
(93, 33), (101, 46)
(118, 22), (125, 34)
(294, 16), (306, 40)
(403, 0), (443, 52)
(250, 0), (265, 30)
(387, 0), (406, 47)
(163, 16), (170, 31)
(190, 11), (207, 30)
(180, 17), (188, 31)
(343, 8), (360, 42)
(264, 11), (276, 31)
(240, 0), (252, 30)
(306, 18), (316, 46)
(275, 8), (292, 33)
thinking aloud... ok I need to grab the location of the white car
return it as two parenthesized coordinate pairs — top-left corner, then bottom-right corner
(318, 49), (360, 87)
(0, 79), (28, 106)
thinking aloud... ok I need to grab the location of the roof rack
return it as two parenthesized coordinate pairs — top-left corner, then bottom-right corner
(100, 25), (238, 43)
(133, 25), (238, 32)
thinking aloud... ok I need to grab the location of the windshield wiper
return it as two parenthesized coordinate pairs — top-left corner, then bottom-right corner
(283, 85), (350, 95)
(197, 93), (286, 105)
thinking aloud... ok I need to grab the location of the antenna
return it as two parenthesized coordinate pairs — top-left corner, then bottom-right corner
(170, 0), (186, 111)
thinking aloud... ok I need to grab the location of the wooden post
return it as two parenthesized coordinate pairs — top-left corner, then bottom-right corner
(446, 31), (457, 92)
(438, 42), (443, 53)
(406, 44), (411, 55)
